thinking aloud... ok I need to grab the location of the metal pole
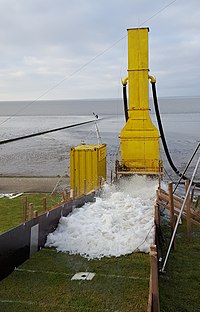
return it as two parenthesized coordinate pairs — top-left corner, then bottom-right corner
(173, 142), (200, 193)
(94, 119), (102, 145)
(161, 156), (200, 272)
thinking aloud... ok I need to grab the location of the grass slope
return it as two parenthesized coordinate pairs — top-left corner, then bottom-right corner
(159, 218), (200, 312)
(0, 249), (150, 312)
(0, 194), (63, 234)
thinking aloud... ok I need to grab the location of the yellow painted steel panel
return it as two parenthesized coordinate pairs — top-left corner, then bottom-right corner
(70, 144), (106, 196)
(120, 28), (160, 174)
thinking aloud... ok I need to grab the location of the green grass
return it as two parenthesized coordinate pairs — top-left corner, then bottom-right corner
(0, 193), (150, 311)
(0, 194), (63, 234)
(0, 248), (150, 312)
(159, 218), (200, 312)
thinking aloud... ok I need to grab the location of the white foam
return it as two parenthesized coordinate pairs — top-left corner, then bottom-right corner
(46, 176), (158, 259)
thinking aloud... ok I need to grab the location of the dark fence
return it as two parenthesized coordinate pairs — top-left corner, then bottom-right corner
(0, 193), (95, 280)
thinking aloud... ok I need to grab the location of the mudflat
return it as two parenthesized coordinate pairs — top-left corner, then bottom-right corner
(0, 176), (69, 193)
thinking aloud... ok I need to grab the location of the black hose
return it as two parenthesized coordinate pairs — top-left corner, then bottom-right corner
(0, 119), (97, 145)
(151, 81), (188, 180)
(122, 84), (129, 122)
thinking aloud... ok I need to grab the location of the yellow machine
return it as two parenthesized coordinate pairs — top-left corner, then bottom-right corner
(70, 144), (106, 197)
(117, 27), (161, 175)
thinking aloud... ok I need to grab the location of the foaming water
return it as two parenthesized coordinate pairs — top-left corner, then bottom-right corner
(46, 176), (158, 259)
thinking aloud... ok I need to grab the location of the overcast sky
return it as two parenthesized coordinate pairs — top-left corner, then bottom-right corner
(0, 0), (200, 100)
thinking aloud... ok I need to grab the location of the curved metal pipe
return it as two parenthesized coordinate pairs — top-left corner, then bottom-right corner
(122, 76), (129, 122)
(148, 75), (156, 83)
(122, 76), (128, 86)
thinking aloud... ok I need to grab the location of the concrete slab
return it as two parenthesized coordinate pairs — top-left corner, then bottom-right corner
(71, 272), (95, 281)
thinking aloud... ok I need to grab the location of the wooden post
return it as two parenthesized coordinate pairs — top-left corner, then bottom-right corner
(28, 203), (34, 220)
(66, 191), (70, 201)
(42, 197), (47, 211)
(154, 203), (160, 228)
(168, 181), (175, 249)
(22, 196), (28, 223)
(185, 180), (192, 241)
(33, 210), (38, 218)
(191, 185), (196, 205)
(110, 170), (113, 185)
(70, 189), (74, 199)
(158, 172), (161, 190)
(150, 245), (160, 312)
(195, 195), (200, 210)
(156, 189), (159, 207)
(62, 191), (66, 201)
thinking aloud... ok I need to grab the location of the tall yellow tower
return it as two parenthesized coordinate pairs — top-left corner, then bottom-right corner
(119, 27), (160, 175)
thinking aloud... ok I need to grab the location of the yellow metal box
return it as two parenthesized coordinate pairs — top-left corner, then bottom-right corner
(70, 144), (106, 196)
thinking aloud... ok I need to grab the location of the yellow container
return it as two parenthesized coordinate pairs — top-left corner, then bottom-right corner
(70, 144), (106, 196)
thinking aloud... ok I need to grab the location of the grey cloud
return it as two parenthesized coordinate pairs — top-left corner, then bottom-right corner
(0, 0), (200, 99)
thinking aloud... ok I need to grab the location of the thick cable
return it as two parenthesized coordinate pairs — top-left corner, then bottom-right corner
(0, 119), (97, 146)
(122, 84), (129, 122)
(151, 81), (188, 180)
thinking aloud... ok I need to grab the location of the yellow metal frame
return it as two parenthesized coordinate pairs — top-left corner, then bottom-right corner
(120, 28), (160, 174)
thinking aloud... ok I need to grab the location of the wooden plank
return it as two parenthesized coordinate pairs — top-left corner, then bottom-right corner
(155, 203), (160, 228)
(190, 218), (200, 228)
(168, 182), (175, 249)
(157, 199), (200, 228)
(158, 192), (182, 209)
(156, 200), (169, 211)
(159, 188), (183, 204)
(172, 209), (200, 228)
(150, 245), (160, 312)
(147, 266), (153, 312)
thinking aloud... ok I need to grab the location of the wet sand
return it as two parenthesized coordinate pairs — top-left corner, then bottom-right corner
(0, 176), (70, 194)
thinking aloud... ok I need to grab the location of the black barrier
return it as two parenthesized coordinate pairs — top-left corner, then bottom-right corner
(0, 193), (95, 280)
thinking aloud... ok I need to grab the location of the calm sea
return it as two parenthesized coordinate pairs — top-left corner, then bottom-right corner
(0, 97), (199, 178)
(0, 97), (200, 116)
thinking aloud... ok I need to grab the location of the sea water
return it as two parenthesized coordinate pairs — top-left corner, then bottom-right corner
(0, 97), (199, 177)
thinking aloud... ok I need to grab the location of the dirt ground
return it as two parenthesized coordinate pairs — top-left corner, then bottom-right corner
(0, 176), (70, 194)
